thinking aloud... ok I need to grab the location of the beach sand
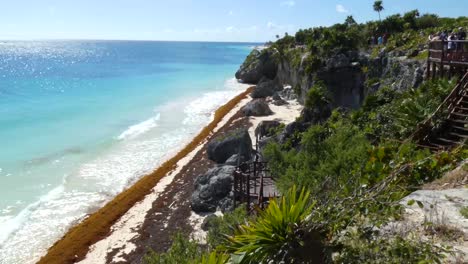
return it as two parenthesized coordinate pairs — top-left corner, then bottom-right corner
(38, 86), (304, 264)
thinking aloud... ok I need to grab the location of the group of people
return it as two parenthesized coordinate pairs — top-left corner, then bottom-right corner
(369, 33), (389, 46)
(429, 27), (466, 51)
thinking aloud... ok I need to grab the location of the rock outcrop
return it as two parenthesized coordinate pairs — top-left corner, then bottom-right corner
(207, 129), (252, 164)
(242, 99), (273, 117)
(255, 120), (282, 139)
(235, 49), (278, 84)
(251, 77), (283, 98)
(191, 165), (236, 213)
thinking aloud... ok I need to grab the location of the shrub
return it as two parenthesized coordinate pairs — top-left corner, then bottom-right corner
(144, 233), (202, 264)
(223, 186), (325, 263)
(206, 207), (248, 248)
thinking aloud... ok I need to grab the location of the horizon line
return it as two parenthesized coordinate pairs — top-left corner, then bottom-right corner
(0, 37), (265, 44)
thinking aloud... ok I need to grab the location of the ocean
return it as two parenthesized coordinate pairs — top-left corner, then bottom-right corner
(0, 40), (253, 263)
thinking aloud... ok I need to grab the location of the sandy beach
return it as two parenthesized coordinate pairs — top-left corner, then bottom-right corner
(38, 85), (303, 264)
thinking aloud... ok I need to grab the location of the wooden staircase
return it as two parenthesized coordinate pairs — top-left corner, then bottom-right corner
(412, 72), (468, 150)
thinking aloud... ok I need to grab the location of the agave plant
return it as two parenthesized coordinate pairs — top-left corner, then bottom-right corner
(223, 186), (325, 263)
(200, 251), (230, 264)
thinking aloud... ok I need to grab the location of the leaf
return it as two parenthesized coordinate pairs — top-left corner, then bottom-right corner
(407, 199), (415, 206)
(416, 201), (424, 209)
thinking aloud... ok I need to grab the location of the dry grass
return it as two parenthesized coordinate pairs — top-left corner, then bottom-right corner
(37, 87), (253, 264)
(423, 161), (468, 190)
(423, 202), (464, 242)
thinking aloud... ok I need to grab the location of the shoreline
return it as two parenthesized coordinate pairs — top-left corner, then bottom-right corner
(37, 86), (254, 264)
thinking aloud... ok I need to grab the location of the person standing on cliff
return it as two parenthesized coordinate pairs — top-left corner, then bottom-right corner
(377, 35), (383, 45)
(458, 27), (466, 51)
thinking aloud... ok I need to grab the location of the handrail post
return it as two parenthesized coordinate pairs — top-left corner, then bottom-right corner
(440, 40), (445, 78)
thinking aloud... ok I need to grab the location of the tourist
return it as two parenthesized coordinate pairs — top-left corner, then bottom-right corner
(431, 32), (441, 41)
(440, 30), (448, 41)
(447, 32), (457, 51)
(458, 27), (466, 51)
(377, 35), (383, 45)
(458, 27), (466, 40)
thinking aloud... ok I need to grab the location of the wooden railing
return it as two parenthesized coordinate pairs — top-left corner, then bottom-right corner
(428, 40), (468, 64)
(410, 71), (468, 146)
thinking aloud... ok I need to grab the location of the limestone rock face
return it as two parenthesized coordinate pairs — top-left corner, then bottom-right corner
(255, 120), (282, 139)
(242, 99), (273, 117)
(251, 77), (283, 98)
(207, 129), (252, 164)
(191, 165), (236, 213)
(235, 49), (278, 84)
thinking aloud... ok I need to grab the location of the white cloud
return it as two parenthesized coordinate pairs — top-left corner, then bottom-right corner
(280, 0), (295, 7)
(267, 22), (278, 30)
(226, 26), (236, 33)
(228, 10), (234, 16)
(336, 4), (348, 13)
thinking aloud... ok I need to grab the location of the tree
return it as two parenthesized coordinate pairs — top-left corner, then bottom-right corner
(373, 1), (384, 21)
(275, 34), (280, 39)
(345, 15), (357, 26)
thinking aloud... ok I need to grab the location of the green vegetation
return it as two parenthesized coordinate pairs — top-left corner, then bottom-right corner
(460, 206), (468, 219)
(271, 4), (467, 74)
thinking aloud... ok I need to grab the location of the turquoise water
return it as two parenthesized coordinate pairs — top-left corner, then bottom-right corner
(0, 40), (253, 263)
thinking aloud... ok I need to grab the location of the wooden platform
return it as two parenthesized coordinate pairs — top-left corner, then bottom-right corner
(233, 160), (279, 212)
(427, 40), (468, 78)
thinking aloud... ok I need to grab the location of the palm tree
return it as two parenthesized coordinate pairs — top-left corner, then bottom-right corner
(345, 15), (357, 26)
(373, 1), (384, 21)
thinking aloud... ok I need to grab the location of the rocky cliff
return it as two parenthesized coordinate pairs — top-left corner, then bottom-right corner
(236, 46), (427, 111)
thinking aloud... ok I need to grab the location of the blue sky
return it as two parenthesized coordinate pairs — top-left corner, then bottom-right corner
(0, 0), (466, 42)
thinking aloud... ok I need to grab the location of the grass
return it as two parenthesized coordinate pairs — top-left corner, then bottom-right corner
(460, 206), (468, 219)
(37, 87), (254, 264)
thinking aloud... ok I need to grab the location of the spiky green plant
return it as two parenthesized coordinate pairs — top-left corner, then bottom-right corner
(200, 251), (230, 264)
(223, 186), (322, 263)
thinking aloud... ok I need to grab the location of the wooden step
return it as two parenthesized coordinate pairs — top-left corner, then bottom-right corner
(426, 142), (447, 150)
(448, 132), (468, 139)
(449, 118), (468, 124)
(455, 106), (468, 111)
(451, 112), (468, 118)
(453, 125), (468, 132)
(436, 137), (459, 145)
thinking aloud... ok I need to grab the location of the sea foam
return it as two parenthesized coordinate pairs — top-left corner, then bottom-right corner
(118, 113), (161, 140)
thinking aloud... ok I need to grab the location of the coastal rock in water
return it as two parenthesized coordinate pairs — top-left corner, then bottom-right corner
(191, 165), (236, 213)
(255, 120), (282, 139)
(251, 77), (283, 98)
(235, 49), (278, 84)
(207, 129), (252, 164)
(242, 99), (273, 117)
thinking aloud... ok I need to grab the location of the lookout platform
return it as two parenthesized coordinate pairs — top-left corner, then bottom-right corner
(427, 40), (468, 79)
(233, 158), (279, 213)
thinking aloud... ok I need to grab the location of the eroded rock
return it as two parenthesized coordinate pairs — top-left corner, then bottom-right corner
(191, 165), (236, 213)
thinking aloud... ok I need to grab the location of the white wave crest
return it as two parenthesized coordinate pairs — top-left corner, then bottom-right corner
(118, 113), (160, 140)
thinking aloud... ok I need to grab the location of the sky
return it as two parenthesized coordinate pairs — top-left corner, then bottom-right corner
(0, 0), (466, 42)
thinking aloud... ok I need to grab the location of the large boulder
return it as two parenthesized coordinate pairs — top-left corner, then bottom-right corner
(207, 129), (252, 164)
(235, 49), (278, 84)
(255, 120), (282, 139)
(242, 99), (273, 117)
(224, 154), (250, 166)
(251, 77), (283, 98)
(191, 165), (236, 213)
